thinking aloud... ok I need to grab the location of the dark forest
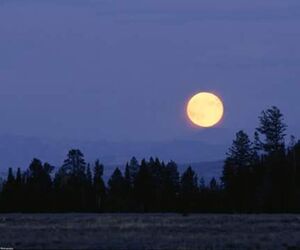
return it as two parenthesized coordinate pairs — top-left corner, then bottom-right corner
(1, 106), (299, 213)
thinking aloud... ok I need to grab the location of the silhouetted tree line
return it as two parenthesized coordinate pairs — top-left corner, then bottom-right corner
(222, 106), (300, 212)
(0, 106), (300, 213)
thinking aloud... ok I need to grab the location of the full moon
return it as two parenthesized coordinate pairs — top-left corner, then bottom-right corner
(186, 92), (224, 128)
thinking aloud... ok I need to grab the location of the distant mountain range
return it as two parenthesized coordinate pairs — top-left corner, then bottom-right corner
(0, 134), (227, 181)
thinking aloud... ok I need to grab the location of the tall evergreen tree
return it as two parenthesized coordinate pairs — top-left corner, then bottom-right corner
(222, 131), (257, 211)
(161, 161), (180, 211)
(107, 168), (127, 211)
(86, 164), (92, 187)
(179, 166), (198, 213)
(6, 168), (15, 185)
(54, 149), (87, 211)
(148, 157), (164, 211)
(287, 140), (300, 211)
(62, 149), (87, 177)
(134, 159), (154, 212)
(14, 168), (23, 211)
(93, 160), (106, 212)
(256, 106), (287, 154)
(1, 168), (16, 211)
(225, 130), (257, 168)
(255, 107), (288, 211)
(15, 168), (22, 185)
(25, 159), (54, 211)
(125, 157), (139, 188)
(85, 164), (93, 210)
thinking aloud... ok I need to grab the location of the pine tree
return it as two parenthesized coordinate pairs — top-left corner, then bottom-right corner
(222, 131), (256, 211)
(107, 168), (127, 211)
(134, 159), (154, 212)
(93, 160), (106, 212)
(62, 149), (86, 178)
(222, 130), (256, 191)
(16, 168), (22, 185)
(255, 107), (288, 211)
(226, 130), (256, 167)
(54, 149), (87, 211)
(1, 168), (16, 211)
(26, 159), (54, 212)
(124, 157), (140, 210)
(125, 157), (139, 188)
(14, 168), (23, 211)
(256, 106), (287, 155)
(179, 166), (198, 213)
(149, 157), (164, 211)
(86, 164), (92, 187)
(161, 161), (180, 211)
(85, 164), (93, 210)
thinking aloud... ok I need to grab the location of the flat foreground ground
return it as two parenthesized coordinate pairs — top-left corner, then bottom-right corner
(0, 214), (300, 250)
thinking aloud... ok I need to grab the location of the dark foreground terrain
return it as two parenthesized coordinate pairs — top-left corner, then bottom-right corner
(0, 214), (300, 250)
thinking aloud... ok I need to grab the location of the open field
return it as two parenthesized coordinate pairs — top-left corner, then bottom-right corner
(0, 214), (300, 250)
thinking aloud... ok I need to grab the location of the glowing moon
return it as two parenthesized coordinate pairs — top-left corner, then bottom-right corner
(187, 92), (224, 127)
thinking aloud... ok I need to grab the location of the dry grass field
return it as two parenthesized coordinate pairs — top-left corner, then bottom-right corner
(0, 214), (300, 249)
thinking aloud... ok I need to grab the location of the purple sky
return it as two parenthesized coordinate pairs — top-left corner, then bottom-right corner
(1, 0), (300, 143)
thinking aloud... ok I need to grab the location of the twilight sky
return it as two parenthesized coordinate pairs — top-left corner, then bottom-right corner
(1, 0), (300, 144)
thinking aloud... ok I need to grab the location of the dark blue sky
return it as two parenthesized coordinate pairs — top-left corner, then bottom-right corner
(1, 0), (300, 143)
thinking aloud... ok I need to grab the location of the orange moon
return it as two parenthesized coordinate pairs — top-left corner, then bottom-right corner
(186, 92), (224, 127)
